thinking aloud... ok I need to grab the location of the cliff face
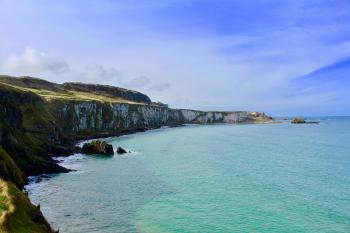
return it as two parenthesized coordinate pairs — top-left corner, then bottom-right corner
(56, 101), (271, 139)
(0, 82), (69, 182)
(0, 75), (272, 182)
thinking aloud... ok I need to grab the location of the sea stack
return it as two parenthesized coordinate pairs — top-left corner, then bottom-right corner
(291, 118), (319, 124)
(81, 140), (114, 155)
(291, 118), (306, 124)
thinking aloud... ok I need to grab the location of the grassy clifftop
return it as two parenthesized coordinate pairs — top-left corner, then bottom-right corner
(0, 179), (55, 233)
(0, 75), (151, 104)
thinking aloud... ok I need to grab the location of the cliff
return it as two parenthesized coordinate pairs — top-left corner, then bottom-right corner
(0, 75), (272, 178)
(0, 75), (273, 179)
(0, 75), (272, 232)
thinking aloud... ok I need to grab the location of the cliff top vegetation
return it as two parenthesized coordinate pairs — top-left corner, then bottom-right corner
(0, 179), (55, 233)
(0, 75), (152, 105)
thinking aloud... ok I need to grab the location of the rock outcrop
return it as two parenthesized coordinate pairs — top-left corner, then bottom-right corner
(291, 118), (319, 124)
(81, 140), (114, 155)
(291, 118), (306, 124)
(116, 147), (127, 154)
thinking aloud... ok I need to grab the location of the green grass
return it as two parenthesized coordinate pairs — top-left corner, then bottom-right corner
(0, 195), (8, 213)
(0, 179), (55, 233)
(0, 79), (165, 108)
(0, 148), (24, 188)
(0, 81), (143, 104)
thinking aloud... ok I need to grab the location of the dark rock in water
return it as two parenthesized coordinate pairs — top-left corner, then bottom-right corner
(291, 118), (319, 124)
(291, 118), (306, 124)
(116, 147), (127, 154)
(49, 145), (81, 156)
(25, 160), (71, 176)
(81, 140), (114, 155)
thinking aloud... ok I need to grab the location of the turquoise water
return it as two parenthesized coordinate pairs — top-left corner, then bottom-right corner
(26, 118), (350, 233)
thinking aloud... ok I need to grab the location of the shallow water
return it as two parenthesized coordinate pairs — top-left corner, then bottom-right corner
(26, 118), (350, 232)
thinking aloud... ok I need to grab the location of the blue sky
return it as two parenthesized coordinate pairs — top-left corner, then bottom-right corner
(0, 0), (349, 116)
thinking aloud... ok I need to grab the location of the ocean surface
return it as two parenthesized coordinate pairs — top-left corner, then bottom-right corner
(25, 117), (350, 233)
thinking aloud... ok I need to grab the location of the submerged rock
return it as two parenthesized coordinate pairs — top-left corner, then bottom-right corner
(81, 140), (114, 155)
(116, 147), (127, 154)
(291, 118), (306, 124)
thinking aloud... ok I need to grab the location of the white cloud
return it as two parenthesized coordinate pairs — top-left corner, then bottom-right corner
(149, 83), (171, 91)
(3, 47), (69, 75)
(122, 76), (151, 89)
(80, 64), (158, 91)
(80, 63), (121, 84)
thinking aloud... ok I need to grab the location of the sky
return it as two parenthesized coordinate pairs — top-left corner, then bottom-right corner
(0, 0), (349, 116)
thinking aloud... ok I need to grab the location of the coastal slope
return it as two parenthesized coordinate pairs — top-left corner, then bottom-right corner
(0, 178), (55, 233)
(0, 75), (272, 232)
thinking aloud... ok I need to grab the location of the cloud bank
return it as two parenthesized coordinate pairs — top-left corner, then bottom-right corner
(3, 47), (69, 75)
(79, 63), (168, 91)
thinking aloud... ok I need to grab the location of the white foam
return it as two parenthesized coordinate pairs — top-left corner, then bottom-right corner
(54, 153), (87, 170)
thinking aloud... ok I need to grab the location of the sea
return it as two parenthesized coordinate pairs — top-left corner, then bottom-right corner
(25, 117), (350, 233)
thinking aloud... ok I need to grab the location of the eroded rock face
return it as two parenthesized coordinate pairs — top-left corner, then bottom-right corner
(81, 140), (114, 155)
(57, 102), (273, 139)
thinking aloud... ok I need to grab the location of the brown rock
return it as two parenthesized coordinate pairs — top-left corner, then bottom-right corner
(81, 140), (114, 155)
(291, 118), (306, 124)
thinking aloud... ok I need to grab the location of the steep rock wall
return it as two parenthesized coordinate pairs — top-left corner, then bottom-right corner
(53, 101), (272, 140)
